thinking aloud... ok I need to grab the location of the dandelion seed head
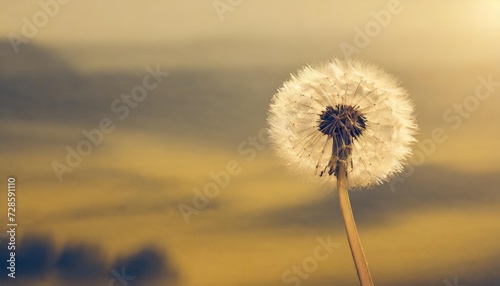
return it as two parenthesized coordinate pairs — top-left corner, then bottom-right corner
(267, 58), (418, 188)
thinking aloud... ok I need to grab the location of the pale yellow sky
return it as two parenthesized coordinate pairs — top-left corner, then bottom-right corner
(1, 1), (499, 43)
(2, 1), (499, 72)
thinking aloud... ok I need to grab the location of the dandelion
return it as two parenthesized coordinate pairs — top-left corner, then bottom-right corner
(267, 58), (417, 286)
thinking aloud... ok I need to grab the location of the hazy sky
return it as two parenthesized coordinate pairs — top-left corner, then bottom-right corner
(1, 0), (499, 68)
(1, 1), (499, 42)
(1, 1), (500, 286)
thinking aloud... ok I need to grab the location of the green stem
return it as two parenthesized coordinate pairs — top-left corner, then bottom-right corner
(337, 161), (374, 286)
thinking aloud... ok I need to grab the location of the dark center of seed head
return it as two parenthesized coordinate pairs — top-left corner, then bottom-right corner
(318, 105), (366, 139)
(317, 104), (366, 177)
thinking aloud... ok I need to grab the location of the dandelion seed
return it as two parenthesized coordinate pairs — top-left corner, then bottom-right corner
(267, 58), (418, 286)
(268, 58), (417, 188)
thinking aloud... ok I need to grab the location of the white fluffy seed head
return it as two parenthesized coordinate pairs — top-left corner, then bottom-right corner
(267, 58), (418, 188)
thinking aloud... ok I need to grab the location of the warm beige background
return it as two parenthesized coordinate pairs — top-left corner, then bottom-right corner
(1, 1), (500, 285)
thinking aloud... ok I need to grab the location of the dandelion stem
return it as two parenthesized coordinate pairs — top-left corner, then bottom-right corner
(337, 161), (374, 286)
